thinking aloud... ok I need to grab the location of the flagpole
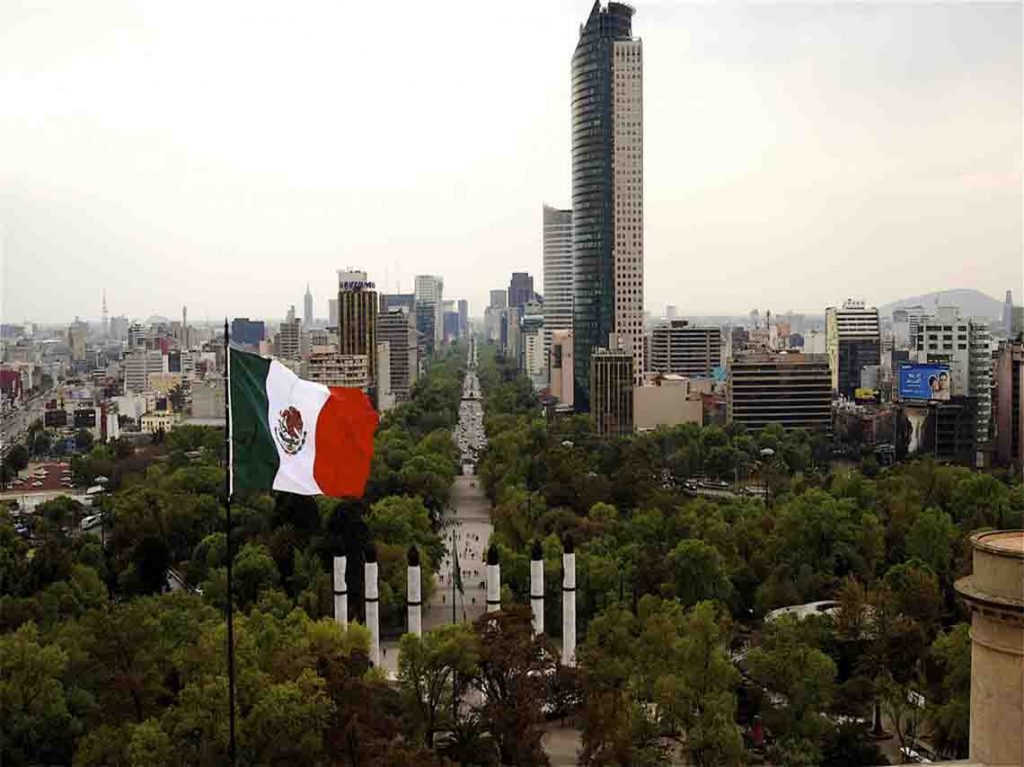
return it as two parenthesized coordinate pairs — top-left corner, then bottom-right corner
(222, 319), (237, 765)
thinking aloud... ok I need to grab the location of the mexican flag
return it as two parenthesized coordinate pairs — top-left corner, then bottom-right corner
(228, 347), (378, 497)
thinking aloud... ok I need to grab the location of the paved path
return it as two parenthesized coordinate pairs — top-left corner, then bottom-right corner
(426, 473), (494, 630)
(378, 348), (494, 674)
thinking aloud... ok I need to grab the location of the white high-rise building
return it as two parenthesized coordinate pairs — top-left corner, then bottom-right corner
(611, 37), (644, 385)
(543, 205), (573, 359)
(415, 275), (444, 345)
(915, 306), (993, 447)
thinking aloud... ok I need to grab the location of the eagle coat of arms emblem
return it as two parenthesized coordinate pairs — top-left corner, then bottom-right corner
(274, 406), (307, 455)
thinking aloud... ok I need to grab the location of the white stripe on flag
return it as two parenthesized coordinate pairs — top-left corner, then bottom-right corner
(265, 359), (330, 495)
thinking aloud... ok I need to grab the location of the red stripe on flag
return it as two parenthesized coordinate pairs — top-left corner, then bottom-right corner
(312, 388), (379, 498)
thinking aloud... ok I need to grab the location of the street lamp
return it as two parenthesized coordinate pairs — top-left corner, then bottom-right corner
(759, 448), (775, 507)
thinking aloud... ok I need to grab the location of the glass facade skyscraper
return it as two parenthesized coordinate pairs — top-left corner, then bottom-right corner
(571, 1), (643, 410)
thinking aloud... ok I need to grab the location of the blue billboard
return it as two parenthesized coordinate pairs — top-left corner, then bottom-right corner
(898, 363), (951, 401)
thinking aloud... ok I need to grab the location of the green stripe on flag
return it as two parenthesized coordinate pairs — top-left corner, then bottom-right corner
(229, 348), (279, 490)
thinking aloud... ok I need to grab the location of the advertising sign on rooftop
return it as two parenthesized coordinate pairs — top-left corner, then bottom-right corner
(898, 363), (951, 402)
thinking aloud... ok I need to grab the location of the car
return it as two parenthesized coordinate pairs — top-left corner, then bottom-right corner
(31, 481), (43, 488)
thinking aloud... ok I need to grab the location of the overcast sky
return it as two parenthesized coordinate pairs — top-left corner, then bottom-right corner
(1, 0), (1020, 325)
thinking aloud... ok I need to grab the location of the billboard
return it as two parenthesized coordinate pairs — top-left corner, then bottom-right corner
(898, 363), (951, 402)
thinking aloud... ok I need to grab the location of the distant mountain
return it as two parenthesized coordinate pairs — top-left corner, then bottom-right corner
(879, 289), (1006, 320)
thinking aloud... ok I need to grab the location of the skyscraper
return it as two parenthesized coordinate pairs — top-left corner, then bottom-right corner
(543, 205), (573, 353)
(328, 298), (339, 330)
(572, 1), (644, 410)
(508, 272), (535, 308)
(338, 270), (379, 392)
(591, 347), (634, 436)
(1004, 290), (1014, 337)
(414, 275), (444, 346)
(458, 299), (469, 338)
(377, 309), (418, 403)
(304, 284), (314, 328)
(825, 299), (880, 399)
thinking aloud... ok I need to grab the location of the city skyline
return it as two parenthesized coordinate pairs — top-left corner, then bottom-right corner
(1, 1), (1020, 323)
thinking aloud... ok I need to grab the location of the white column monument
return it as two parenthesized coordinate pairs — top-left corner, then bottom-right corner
(486, 543), (501, 613)
(332, 554), (347, 630)
(530, 539), (544, 635)
(562, 534), (576, 667)
(407, 545), (422, 637)
(365, 546), (380, 667)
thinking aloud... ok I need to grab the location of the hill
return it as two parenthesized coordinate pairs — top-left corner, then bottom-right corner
(879, 288), (1005, 319)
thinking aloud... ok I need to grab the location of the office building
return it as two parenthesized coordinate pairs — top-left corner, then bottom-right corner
(337, 270), (378, 389)
(308, 351), (369, 389)
(304, 285), (314, 327)
(328, 298), (339, 330)
(826, 299), (881, 399)
(377, 309), (418, 403)
(1004, 290), (1014, 337)
(591, 347), (634, 436)
(994, 339), (1023, 470)
(277, 317), (301, 360)
(649, 320), (721, 379)
(231, 318), (265, 348)
(67, 321), (88, 362)
(634, 375), (703, 431)
(443, 311), (460, 343)
(504, 306), (523, 365)
(522, 302), (546, 380)
(308, 328), (331, 349)
(727, 353), (832, 432)
(543, 205), (573, 353)
(124, 349), (164, 394)
(915, 306), (992, 446)
(489, 289), (507, 311)
(415, 275), (444, 345)
(376, 342), (394, 412)
(458, 299), (469, 338)
(415, 303), (436, 357)
(509, 272), (535, 308)
(550, 330), (574, 407)
(381, 293), (415, 314)
(572, 2), (644, 409)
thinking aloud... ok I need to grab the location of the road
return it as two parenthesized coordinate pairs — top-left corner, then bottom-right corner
(1, 396), (47, 458)
(377, 341), (494, 674)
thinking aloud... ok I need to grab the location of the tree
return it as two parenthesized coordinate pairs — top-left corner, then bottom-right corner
(127, 534), (172, 595)
(927, 624), (970, 759)
(5, 443), (29, 473)
(905, 508), (957, 585)
(950, 472), (1011, 529)
(75, 428), (95, 452)
(37, 495), (84, 530)
(31, 430), (51, 457)
(668, 538), (733, 608)
(746, 615), (837, 765)
(655, 601), (744, 767)
(398, 622), (478, 748)
(239, 670), (333, 765)
(232, 542), (280, 608)
(0, 622), (76, 766)
(472, 605), (555, 766)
